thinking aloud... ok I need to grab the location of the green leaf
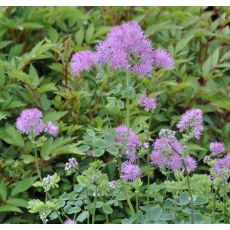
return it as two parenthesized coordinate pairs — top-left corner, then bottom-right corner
(175, 36), (193, 53)
(47, 27), (59, 43)
(0, 125), (24, 148)
(85, 24), (94, 43)
(0, 180), (7, 201)
(43, 111), (67, 122)
(11, 177), (36, 196)
(38, 83), (57, 94)
(76, 211), (89, 222)
(75, 29), (84, 47)
(40, 137), (84, 160)
(179, 192), (190, 205)
(202, 48), (219, 78)
(93, 148), (105, 157)
(29, 64), (40, 88)
(0, 205), (22, 213)
(7, 198), (28, 208)
(149, 206), (162, 221)
(0, 41), (12, 50)
(67, 206), (81, 215)
(102, 203), (113, 214)
(93, 26), (111, 38)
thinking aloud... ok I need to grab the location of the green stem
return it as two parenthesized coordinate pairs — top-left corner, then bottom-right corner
(106, 214), (109, 224)
(96, 81), (112, 129)
(126, 73), (130, 128)
(86, 191), (90, 224)
(211, 187), (217, 223)
(124, 190), (135, 215)
(118, 154), (122, 176)
(224, 182), (227, 223)
(92, 187), (98, 224)
(181, 159), (194, 224)
(34, 146), (42, 181)
(136, 192), (139, 224)
(173, 198), (177, 224)
(169, 142), (194, 224)
(146, 116), (152, 207)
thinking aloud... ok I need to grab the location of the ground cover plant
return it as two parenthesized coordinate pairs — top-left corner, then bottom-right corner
(0, 6), (229, 224)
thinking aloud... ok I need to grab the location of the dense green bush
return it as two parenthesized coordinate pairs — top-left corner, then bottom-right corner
(0, 6), (229, 224)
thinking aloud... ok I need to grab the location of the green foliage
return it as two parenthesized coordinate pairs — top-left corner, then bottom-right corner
(0, 6), (229, 224)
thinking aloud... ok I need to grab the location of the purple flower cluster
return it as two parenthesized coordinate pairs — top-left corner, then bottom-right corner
(150, 129), (197, 173)
(16, 108), (58, 137)
(121, 161), (141, 181)
(152, 48), (174, 69)
(95, 21), (154, 76)
(115, 125), (141, 163)
(109, 180), (117, 189)
(115, 125), (142, 181)
(70, 51), (95, 76)
(44, 121), (58, 137)
(210, 142), (225, 156)
(65, 158), (78, 174)
(214, 154), (230, 174)
(139, 95), (157, 112)
(177, 108), (203, 140)
(70, 21), (174, 77)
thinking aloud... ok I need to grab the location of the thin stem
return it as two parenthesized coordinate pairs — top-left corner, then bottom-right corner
(118, 155), (122, 176)
(212, 187), (217, 223)
(124, 190), (135, 215)
(45, 192), (48, 203)
(173, 199), (177, 224)
(169, 143), (194, 224)
(136, 193), (139, 224)
(96, 81), (112, 129)
(106, 214), (109, 224)
(92, 187), (98, 224)
(146, 116), (152, 207)
(144, 116), (155, 211)
(126, 73), (130, 128)
(181, 159), (194, 224)
(34, 146), (42, 181)
(86, 191), (90, 224)
(223, 182), (227, 223)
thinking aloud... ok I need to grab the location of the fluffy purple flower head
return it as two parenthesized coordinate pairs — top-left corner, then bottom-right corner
(153, 137), (183, 157)
(210, 142), (225, 156)
(139, 95), (157, 112)
(115, 125), (128, 142)
(177, 108), (203, 140)
(127, 131), (141, 148)
(70, 50), (95, 76)
(152, 48), (174, 69)
(121, 161), (141, 181)
(64, 219), (76, 224)
(169, 153), (182, 171)
(115, 125), (140, 163)
(16, 108), (45, 136)
(184, 155), (197, 173)
(150, 151), (168, 168)
(214, 154), (230, 174)
(95, 21), (154, 76)
(44, 121), (58, 137)
(125, 148), (137, 163)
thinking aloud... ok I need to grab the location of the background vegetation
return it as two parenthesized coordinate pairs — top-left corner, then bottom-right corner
(0, 6), (229, 224)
